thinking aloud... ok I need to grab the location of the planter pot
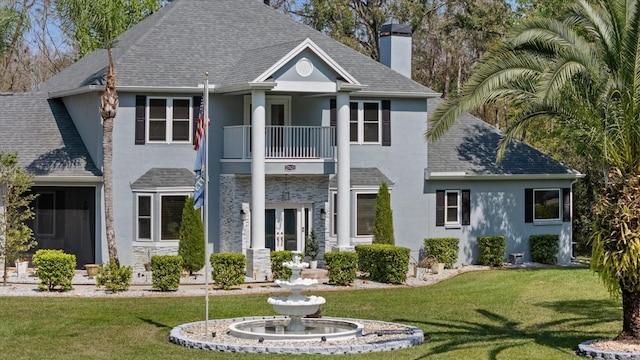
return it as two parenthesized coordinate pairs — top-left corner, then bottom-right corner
(85, 264), (99, 278)
(309, 260), (318, 269)
(431, 263), (445, 274)
(15, 261), (28, 278)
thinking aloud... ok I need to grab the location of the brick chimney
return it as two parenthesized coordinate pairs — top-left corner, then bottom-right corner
(379, 24), (412, 79)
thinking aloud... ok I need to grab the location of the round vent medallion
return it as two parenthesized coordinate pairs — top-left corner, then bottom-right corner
(295, 58), (313, 77)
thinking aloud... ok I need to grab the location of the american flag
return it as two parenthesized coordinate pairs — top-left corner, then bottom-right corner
(194, 97), (206, 151)
(193, 96), (207, 209)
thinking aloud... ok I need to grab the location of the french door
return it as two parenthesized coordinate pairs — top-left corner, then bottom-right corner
(265, 204), (310, 252)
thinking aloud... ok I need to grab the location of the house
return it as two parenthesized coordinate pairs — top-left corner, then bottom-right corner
(0, 0), (581, 275)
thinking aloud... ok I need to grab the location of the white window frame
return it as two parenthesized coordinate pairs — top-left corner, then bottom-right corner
(35, 191), (56, 236)
(354, 190), (378, 237)
(243, 96), (291, 125)
(533, 188), (561, 222)
(445, 190), (461, 227)
(146, 97), (193, 144)
(350, 100), (381, 145)
(136, 194), (153, 242)
(159, 193), (190, 241)
(330, 191), (337, 237)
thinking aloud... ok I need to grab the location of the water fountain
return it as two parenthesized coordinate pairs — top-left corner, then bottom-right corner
(169, 251), (424, 354)
(228, 251), (362, 341)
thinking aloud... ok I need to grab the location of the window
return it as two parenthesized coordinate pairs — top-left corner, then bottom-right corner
(436, 189), (470, 227)
(349, 101), (380, 144)
(160, 195), (187, 241)
(137, 195), (152, 241)
(445, 190), (460, 225)
(134, 192), (188, 242)
(533, 189), (560, 221)
(356, 193), (377, 236)
(35, 192), (55, 236)
(147, 97), (192, 143)
(330, 192), (337, 236)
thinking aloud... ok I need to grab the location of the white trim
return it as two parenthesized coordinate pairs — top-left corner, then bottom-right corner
(350, 100), (382, 145)
(34, 176), (102, 184)
(159, 193), (190, 241)
(354, 191), (378, 237)
(146, 96), (193, 144)
(425, 170), (584, 181)
(135, 193), (153, 242)
(533, 188), (561, 222)
(254, 38), (360, 86)
(272, 81), (338, 93)
(444, 190), (461, 227)
(355, 90), (441, 98)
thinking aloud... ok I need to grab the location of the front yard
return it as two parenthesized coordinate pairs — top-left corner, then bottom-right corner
(0, 267), (619, 359)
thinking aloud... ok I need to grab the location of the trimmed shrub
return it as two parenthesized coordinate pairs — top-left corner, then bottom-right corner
(151, 255), (183, 291)
(325, 251), (357, 286)
(355, 244), (410, 284)
(270, 250), (293, 280)
(477, 236), (506, 266)
(178, 197), (205, 275)
(373, 182), (394, 245)
(210, 253), (245, 290)
(96, 259), (133, 292)
(32, 249), (75, 292)
(530, 234), (559, 264)
(423, 238), (459, 268)
(355, 244), (376, 275)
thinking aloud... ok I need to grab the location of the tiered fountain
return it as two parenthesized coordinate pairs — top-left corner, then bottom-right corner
(228, 251), (362, 341)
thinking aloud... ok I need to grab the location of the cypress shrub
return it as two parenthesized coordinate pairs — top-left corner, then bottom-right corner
(210, 253), (246, 290)
(373, 182), (395, 245)
(32, 249), (76, 292)
(477, 235), (506, 266)
(423, 238), (459, 268)
(96, 258), (133, 292)
(530, 234), (559, 264)
(178, 197), (205, 275)
(270, 250), (293, 280)
(151, 255), (183, 291)
(325, 251), (357, 286)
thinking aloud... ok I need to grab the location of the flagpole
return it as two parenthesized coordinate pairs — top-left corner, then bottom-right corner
(203, 72), (210, 336)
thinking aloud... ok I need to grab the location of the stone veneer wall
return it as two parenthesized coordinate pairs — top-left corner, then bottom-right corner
(218, 174), (330, 262)
(132, 245), (178, 273)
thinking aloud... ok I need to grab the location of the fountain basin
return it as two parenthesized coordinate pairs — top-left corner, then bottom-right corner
(228, 317), (363, 341)
(268, 295), (326, 317)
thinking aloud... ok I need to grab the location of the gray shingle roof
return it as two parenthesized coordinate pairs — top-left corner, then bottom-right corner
(130, 168), (194, 189)
(0, 92), (100, 177)
(426, 99), (579, 177)
(329, 168), (394, 188)
(41, 0), (434, 96)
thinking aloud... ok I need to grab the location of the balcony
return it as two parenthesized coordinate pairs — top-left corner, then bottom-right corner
(221, 125), (336, 175)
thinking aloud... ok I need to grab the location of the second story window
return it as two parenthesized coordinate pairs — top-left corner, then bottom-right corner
(148, 97), (192, 143)
(350, 101), (380, 144)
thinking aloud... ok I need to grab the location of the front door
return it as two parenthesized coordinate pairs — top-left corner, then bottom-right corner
(265, 205), (310, 251)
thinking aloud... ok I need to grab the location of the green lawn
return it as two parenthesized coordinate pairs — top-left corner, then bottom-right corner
(0, 268), (620, 359)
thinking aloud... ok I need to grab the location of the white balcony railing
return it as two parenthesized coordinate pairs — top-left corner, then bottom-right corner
(223, 125), (336, 160)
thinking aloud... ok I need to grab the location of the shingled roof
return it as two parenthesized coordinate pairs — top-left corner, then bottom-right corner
(0, 92), (100, 178)
(426, 99), (580, 178)
(41, 0), (436, 96)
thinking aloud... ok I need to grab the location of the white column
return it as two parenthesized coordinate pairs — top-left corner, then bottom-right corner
(336, 92), (351, 249)
(251, 90), (266, 249)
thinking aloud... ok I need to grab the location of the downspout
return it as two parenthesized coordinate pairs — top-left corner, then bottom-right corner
(570, 179), (579, 260)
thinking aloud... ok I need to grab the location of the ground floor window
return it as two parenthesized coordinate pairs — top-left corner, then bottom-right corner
(134, 192), (189, 242)
(533, 189), (560, 221)
(356, 193), (377, 236)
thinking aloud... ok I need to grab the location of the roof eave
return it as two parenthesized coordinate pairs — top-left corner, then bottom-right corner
(34, 175), (103, 184)
(355, 90), (441, 99)
(424, 170), (585, 181)
(49, 85), (211, 98)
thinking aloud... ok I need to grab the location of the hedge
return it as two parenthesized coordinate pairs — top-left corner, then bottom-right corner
(210, 253), (246, 290)
(477, 235), (506, 266)
(530, 234), (559, 264)
(423, 238), (459, 268)
(151, 255), (183, 291)
(325, 251), (357, 286)
(32, 249), (76, 292)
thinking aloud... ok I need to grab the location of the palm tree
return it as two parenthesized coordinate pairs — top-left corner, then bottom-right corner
(426, 0), (640, 340)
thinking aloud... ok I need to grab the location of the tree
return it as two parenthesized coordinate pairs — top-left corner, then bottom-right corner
(56, 0), (161, 265)
(372, 182), (394, 245)
(426, 0), (640, 340)
(0, 152), (36, 285)
(178, 197), (205, 276)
